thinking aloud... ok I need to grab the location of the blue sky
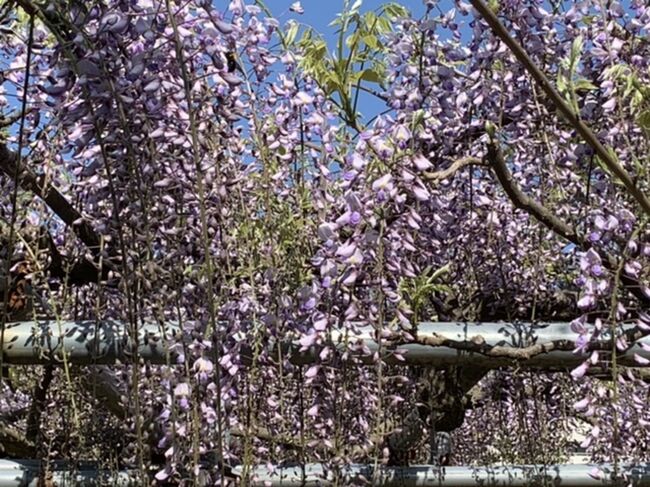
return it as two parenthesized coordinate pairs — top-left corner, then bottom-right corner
(260, 0), (430, 123)
(264, 0), (426, 34)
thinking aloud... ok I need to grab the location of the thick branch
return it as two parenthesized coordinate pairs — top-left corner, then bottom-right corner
(0, 144), (111, 285)
(0, 144), (101, 252)
(424, 157), (486, 181)
(409, 327), (650, 362)
(0, 111), (24, 128)
(79, 365), (127, 418)
(469, 0), (650, 216)
(411, 332), (574, 361)
(25, 364), (54, 443)
(0, 420), (35, 457)
(424, 156), (486, 182)
(486, 141), (650, 307)
(487, 143), (579, 244)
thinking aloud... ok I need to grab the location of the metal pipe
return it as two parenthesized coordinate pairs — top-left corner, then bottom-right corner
(0, 320), (177, 365)
(236, 463), (650, 486)
(3, 461), (648, 487)
(268, 321), (650, 369)
(0, 459), (138, 486)
(2, 320), (649, 368)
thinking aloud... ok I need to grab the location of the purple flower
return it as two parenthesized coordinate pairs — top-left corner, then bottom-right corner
(305, 365), (319, 378)
(372, 174), (393, 192)
(412, 153), (433, 171)
(577, 293), (596, 310)
(570, 361), (589, 379)
(392, 124), (411, 148)
(193, 357), (214, 383)
(290, 1), (304, 14)
(293, 91), (314, 106)
(580, 248), (601, 273)
(302, 296), (317, 311)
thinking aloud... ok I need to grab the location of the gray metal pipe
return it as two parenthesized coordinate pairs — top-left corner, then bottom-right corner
(271, 321), (650, 369)
(2, 320), (648, 368)
(0, 459), (138, 486)
(3, 461), (648, 487)
(235, 463), (650, 486)
(0, 320), (177, 365)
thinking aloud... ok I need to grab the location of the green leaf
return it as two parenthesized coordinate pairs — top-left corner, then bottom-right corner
(638, 110), (650, 130)
(375, 16), (392, 35)
(345, 31), (358, 49)
(383, 2), (409, 20)
(570, 35), (583, 69)
(411, 109), (426, 130)
(298, 28), (312, 46)
(573, 78), (598, 93)
(429, 263), (451, 281)
(557, 71), (567, 94)
(487, 0), (500, 14)
(329, 14), (343, 27)
(285, 20), (299, 46)
(359, 68), (381, 84)
(324, 72), (341, 95)
(485, 121), (496, 139)
(603, 63), (628, 81)
(362, 34), (379, 50)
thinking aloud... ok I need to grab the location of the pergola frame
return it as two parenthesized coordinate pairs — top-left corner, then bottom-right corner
(2, 320), (647, 368)
(1, 320), (648, 486)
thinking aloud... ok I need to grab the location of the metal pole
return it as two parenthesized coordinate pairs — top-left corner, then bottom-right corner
(2, 320), (649, 368)
(0, 320), (177, 365)
(3, 461), (648, 487)
(0, 459), (139, 486)
(235, 463), (650, 487)
(294, 321), (650, 368)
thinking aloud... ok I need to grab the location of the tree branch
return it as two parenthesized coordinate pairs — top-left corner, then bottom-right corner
(0, 111), (24, 128)
(25, 364), (54, 443)
(411, 332), (574, 361)
(0, 144), (101, 251)
(407, 326), (650, 362)
(0, 144), (112, 285)
(424, 156), (486, 182)
(0, 419), (35, 457)
(469, 0), (650, 216)
(485, 141), (650, 308)
(487, 142), (579, 244)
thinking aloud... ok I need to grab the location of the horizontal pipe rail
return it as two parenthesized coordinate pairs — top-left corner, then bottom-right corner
(2, 320), (649, 368)
(2, 461), (648, 487)
(236, 463), (650, 486)
(0, 460), (138, 486)
(0, 320), (176, 365)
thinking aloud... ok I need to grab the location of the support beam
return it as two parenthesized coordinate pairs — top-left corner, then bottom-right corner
(2, 320), (649, 368)
(3, 461), (648, 487)
(285, 321), (650, 369)
(0, 320), (177, 365)
(236, 463), (650, 487)
(0, 459), (138, 486)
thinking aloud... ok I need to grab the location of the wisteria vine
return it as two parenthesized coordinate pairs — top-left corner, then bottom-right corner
(1, 0), (650, 484)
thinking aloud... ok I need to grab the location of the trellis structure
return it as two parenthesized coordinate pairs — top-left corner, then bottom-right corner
(1, 320), (649, 486)
(3, 320), (649, 368)
(1, 461), (650, 487)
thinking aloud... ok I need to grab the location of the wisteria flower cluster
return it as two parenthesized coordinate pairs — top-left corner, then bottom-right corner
(1, 0), (650, 484)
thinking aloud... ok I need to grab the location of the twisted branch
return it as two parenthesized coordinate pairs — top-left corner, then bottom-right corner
(0, 144), (111, 285)
(485, 141), (650, 309)
(469, 0), (650, 216)
(424, 156), (486, 182)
